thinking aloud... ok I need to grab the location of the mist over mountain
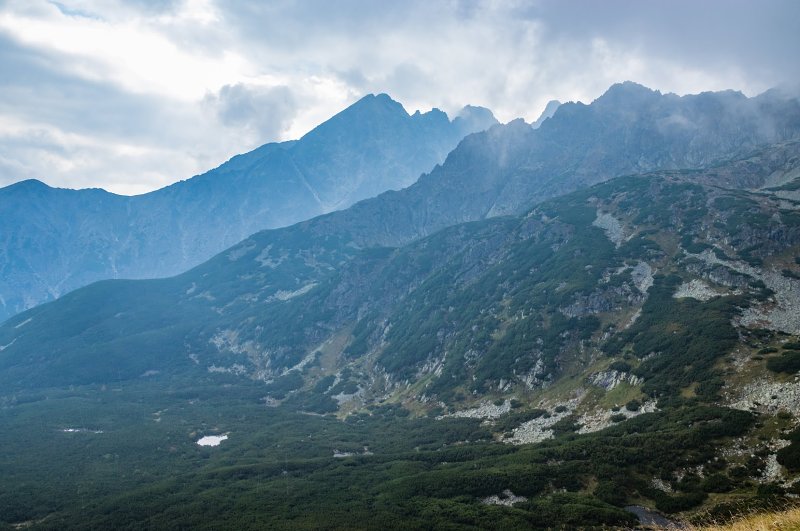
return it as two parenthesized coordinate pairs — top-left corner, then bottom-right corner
(0, 95), (496, 321)
(282, 82), (800, 251)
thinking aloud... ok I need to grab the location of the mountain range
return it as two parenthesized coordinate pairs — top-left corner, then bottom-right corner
(1, 82), (800, 529)
(3, 82), (800, 389)
(0, 94), (497, 321)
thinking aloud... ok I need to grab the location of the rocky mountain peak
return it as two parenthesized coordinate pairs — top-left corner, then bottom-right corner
(3, 178), (51, 193)
(300, 93), (410, 143)
(531, 100), (561, 129)
(454, 104), (498, 130)
(357, 92), (408, 113)
(593, 80), (661, 108)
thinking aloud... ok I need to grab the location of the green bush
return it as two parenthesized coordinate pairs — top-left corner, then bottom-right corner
(551, 415), (580, 436)
(654, 492), (707, 513)
(265, 371), (304, 399)
(702, 473), (732, 493)
(609, 360), (632, 373)
(607, 274), (742, 400)
(766, 351), (800, 373)
(777, 442), (800, 472)
(625, 399), (641, 412)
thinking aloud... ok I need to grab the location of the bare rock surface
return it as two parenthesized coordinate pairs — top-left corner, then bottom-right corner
(507, 393), (584, 444)
(673, 279), (720, 301)
(728, 376), (800, 414)
(631, 262), (654, 293)
(481, 489), (528, 506)
(593, 211), (626, 247)
(444, 400), (511, 419)
(695, 250), (800, 334)
(578, 400), (657, 434)
(587, 370), (643, 391)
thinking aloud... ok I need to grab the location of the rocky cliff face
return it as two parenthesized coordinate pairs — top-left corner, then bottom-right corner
(0, 95), (497, 321)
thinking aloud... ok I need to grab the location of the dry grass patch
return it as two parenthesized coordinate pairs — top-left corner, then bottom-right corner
(682, 506), (800, 531)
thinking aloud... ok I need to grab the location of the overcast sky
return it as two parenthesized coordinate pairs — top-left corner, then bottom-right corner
(0, 0), (798, 195)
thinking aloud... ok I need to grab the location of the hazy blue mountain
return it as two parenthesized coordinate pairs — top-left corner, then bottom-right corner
(421, 82), (800, 221)
(531, 99), (561, 128)
(0, 95), (497, 321)
(284, 82), (800, 252)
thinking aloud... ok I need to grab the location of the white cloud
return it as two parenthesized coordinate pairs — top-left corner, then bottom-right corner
(0, 0), (245, 99)
(0, 0), (797, 194)
(0, 114), (205, 193)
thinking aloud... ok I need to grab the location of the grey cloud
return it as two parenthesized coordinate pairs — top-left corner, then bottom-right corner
(333, 68), (370, 92)
(48, 1), (101, 19)
(211, 0), (800, 92)
(206, 83), (297, 142)
(119, 0), (181, 14)
(532, 0), (800, 87)
(217, 1), (409, 50)
(51, 0), (181, 18)
(199, 0), (798, 132)
(383, 63), (431, 102)
(0, 125), (170, 191)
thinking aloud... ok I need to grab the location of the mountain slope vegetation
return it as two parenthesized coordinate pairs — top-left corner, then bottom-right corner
(1, 137), (799, 528)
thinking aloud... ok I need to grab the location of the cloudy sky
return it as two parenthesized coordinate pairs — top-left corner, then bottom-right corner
(0, 0), (798, 195)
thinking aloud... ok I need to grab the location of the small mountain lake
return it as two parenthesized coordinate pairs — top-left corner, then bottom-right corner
(625, 505), (685, 529)
(196, 434), (228, 447)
